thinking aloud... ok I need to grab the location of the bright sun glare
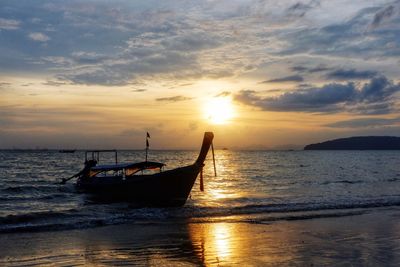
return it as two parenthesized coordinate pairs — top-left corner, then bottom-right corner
(204, 97), (235, 124)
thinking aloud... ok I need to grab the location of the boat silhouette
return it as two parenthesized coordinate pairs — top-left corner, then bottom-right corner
(72, 132), (214, 206)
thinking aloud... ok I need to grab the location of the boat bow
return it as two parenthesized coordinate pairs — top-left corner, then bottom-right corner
(195, 132), (214, 166)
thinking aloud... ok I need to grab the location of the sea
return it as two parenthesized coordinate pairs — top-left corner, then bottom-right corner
(0, 149), (399, 233)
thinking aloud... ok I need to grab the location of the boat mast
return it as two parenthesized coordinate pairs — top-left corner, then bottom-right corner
(145, 132), (150, 162)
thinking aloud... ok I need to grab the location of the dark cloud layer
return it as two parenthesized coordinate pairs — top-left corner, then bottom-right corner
(280, 2), (400, 58)
(235, 76), (400, 114)
(287, 1), (320, 18)
(291, 65), (331, 73)
(0, 0), (399, 88)
(326, 69), (378, 80)
(262, 75), (304, 83)
(371, 5), (396, 28)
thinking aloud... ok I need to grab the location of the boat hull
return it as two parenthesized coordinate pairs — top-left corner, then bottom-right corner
(76, 164), (201, 207)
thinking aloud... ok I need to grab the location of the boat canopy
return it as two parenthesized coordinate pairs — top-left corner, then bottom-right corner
(91, 161), (165, 172)
(90, 161), (165, 177)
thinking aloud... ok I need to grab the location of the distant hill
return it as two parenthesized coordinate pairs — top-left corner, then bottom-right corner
(304, 136), (400, 150)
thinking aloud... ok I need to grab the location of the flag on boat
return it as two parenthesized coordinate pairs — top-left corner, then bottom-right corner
(146, 132), (150, 148)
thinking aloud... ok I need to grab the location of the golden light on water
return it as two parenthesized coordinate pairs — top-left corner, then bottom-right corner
(203, 97), (235, 125)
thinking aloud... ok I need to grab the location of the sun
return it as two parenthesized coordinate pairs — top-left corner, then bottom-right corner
(204, 97), (235, 124)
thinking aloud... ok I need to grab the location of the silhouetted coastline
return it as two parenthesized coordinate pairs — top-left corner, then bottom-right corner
(304, 136), (400, 150)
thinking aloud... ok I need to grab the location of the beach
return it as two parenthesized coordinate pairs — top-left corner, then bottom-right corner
(2, 206), (400, 266)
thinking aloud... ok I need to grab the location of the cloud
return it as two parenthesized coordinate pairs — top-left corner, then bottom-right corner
(279, 2), (400, 59)
(326, 68), (378, 80)
(42, 56), (73, 66)
(215, 91), (231, 97)
(119, 125), (164, 138)
(0, 1), (298, 85)
(42, 80), (68, 87)
(119, 128), (144, 137)
(60, 67), (134, 86)
(178, 83), (193, 87)
(131, 89), (146, 92)
(58, 39), (207, 85)
(71, 51), (108, 64)
(358, 75), (398, 102)
(262, 75), (304, 83)
(325, 117), (400, 128)
(0, 0), (399, 88)
(188, 122), (198, 131)
(235, 76), (400, 114)
(287, 1), (320, 17)
(291, 65), (331, 73)
(371, 5), (396, 28)
(155, 95), (193, 102)
(0, 105), (106, 131)
(28, 32), (50, 42)
(161, 32), (221, 52)
(0, 18), (20, 30)
(0, 82), (11, 87)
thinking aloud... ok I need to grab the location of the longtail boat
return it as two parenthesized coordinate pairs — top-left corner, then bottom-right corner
(68, 132), (214, 206)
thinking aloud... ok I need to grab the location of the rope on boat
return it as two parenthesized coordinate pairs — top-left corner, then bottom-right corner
(211, 141), (217, 177)
(200, 168), (204, 192)
(200, 140), (217, 192)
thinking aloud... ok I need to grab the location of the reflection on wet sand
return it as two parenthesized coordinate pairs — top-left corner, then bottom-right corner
(1, 221), (273, 266)
(76, 223), (203, 266)
(189, 223), (236, 266)
(188, 222), (293, 266)
(2, 209), (400, 266)
(79, 222), (250, 266)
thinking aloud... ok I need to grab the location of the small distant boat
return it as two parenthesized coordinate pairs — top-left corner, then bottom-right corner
(67, 132), (215, 206)
(59, 149), (76, 153)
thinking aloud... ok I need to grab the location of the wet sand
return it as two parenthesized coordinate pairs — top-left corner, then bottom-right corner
(2, 207), (400, 266)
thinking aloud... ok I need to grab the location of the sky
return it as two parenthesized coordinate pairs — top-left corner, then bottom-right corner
(0, 0), (400, 149)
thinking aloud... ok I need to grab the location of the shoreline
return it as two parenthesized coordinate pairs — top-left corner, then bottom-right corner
(2, 207), (400, 266)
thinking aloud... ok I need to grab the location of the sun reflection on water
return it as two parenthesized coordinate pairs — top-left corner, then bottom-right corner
(193, 150), (248, 206)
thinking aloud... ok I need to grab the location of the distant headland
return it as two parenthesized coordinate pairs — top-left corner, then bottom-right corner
(304, 136), (400, 150)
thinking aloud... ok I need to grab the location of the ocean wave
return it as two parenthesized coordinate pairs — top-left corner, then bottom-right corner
(387, 177), (400, 182)
(0, 193), (68, 201)
(321, 180), (364, 185)
(0, 210), (78, 225)
(2, 185), (59, 194)
(1, 198), (400, 233)
(0, 210), (368, 233)
(237, 210), (367, 224)
(229, 199), (400, 215)
(0, 220), (109, 233)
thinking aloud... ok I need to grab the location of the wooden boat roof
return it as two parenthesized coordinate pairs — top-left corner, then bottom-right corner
(91, 161), (165, 172)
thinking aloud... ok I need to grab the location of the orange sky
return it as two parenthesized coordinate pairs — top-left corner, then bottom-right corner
(1, 1), (399, 149)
